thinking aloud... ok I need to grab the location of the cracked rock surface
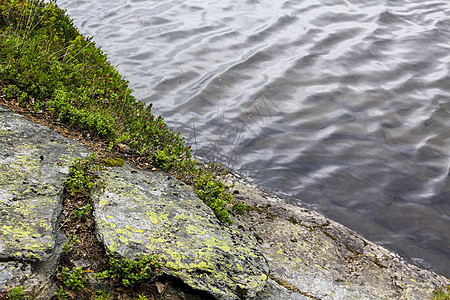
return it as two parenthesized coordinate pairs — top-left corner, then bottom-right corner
(230, 177), (450, 300)
(92, 163), (269, 300)
(0, 106), (91, 297)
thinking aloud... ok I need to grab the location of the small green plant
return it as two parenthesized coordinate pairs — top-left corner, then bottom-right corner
(93, 270), (110, 280)
(58, 267), (87, 291)
(114, 132), (130, 145)
(433, 285), (450, 300)
(195, 173), (233, 223)
(108, 142), (114, 152)
(71, 204), (93, 219)
(8, 286), (26, 300)
(54, 286), (67, 300)
(65, 153), (99, 193)
(94, 290), (111, 300)
(231, 201), (248, 215)
(108, 255), (162, 287)
(61, 236), (78, 254)
(4, 85), (20, 100)
(138, 295), (148, 300)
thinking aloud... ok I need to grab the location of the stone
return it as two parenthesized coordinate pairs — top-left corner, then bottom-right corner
(92, 163), (269, 300)
(229, 177), (450, 300)
(0, 106), (91, 296)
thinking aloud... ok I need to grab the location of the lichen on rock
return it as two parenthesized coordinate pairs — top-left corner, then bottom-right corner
(0, 106), (90, 296)
(92, 163), (269, 300)
(229, 177), (450, 300)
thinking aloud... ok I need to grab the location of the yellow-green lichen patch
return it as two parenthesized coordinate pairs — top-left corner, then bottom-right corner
(0, 191), (57, 261)
(92, 164), (270, 299)
(174, 213), (187, 220)
(145, 209), (170, 225)
(185, 224), (209, 235)
(0, 109), (92, 263)
(125, 225), (144, 233)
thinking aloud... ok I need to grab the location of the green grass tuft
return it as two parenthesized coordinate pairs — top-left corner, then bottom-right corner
(433, 285), (450, 300)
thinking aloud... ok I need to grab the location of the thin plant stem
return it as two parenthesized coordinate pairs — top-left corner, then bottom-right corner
(192, 114), (198, 154)
(212, 76), (222, 162)
(65, 41), (93, 64)
(227, 98), (259, 170)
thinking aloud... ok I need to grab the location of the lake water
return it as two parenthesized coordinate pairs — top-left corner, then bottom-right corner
(56, 0), (450, 277)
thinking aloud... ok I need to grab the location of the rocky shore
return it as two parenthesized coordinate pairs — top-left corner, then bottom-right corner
(0, 105), (449, 299)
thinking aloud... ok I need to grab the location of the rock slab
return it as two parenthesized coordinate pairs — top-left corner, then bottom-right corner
(92, 163), (269, 300)
(0, 106), (90, 297)
(229, 177), (450, 300)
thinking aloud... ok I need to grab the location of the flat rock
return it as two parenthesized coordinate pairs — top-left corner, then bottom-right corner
(92, 163), (269, 300)
(229, 177), (450, 300)
(0, 106), (90, 296)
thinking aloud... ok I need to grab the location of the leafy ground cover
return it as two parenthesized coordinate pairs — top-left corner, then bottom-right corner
(433, 285), (450, 300)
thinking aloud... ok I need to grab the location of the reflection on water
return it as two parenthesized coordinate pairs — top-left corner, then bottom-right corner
(57, 0), (450, 276)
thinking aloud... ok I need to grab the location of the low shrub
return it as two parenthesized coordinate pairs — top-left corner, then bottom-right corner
(433, 285), (450, 300)
(57, 267), (86, 291)
(108, 255), (162, 287)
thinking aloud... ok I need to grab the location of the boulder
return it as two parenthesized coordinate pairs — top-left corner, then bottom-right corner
(0, 106), (91, 297)
(92, 163), (269, 300)
(229, 177), (450, 300)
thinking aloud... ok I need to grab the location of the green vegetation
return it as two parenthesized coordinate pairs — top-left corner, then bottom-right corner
(7, 286), (26, 300)
(54, 286), (68, 300)
(57, 267), (86, 291)
(65, 153), (101, 194)
(89, 255), (162, 290)
(0, 0), (241, 224)
(108, 255), (162, 287)
(71, 203), (93, 219)
(433, 285), (450, 300)
(61, 236), (78, 254)
(101, 156), (125, 167)
(94, 290), (112, 300)
(231, 200), (248, 215)
(84, 255), (162, 289)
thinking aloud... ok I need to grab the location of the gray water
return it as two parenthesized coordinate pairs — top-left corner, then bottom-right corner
(57, 0), (450, 277)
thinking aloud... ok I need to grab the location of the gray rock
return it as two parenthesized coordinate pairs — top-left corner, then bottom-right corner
(229, 177), (450, 300)
(92, 163), (269, 300)
(0, 106), (90, 297)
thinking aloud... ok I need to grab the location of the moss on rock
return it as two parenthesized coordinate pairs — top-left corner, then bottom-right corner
(101, 157), (124, 167)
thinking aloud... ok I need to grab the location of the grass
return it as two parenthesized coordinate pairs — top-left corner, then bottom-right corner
(0, 0), (242, 224)
(433, 285), (450, 300)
